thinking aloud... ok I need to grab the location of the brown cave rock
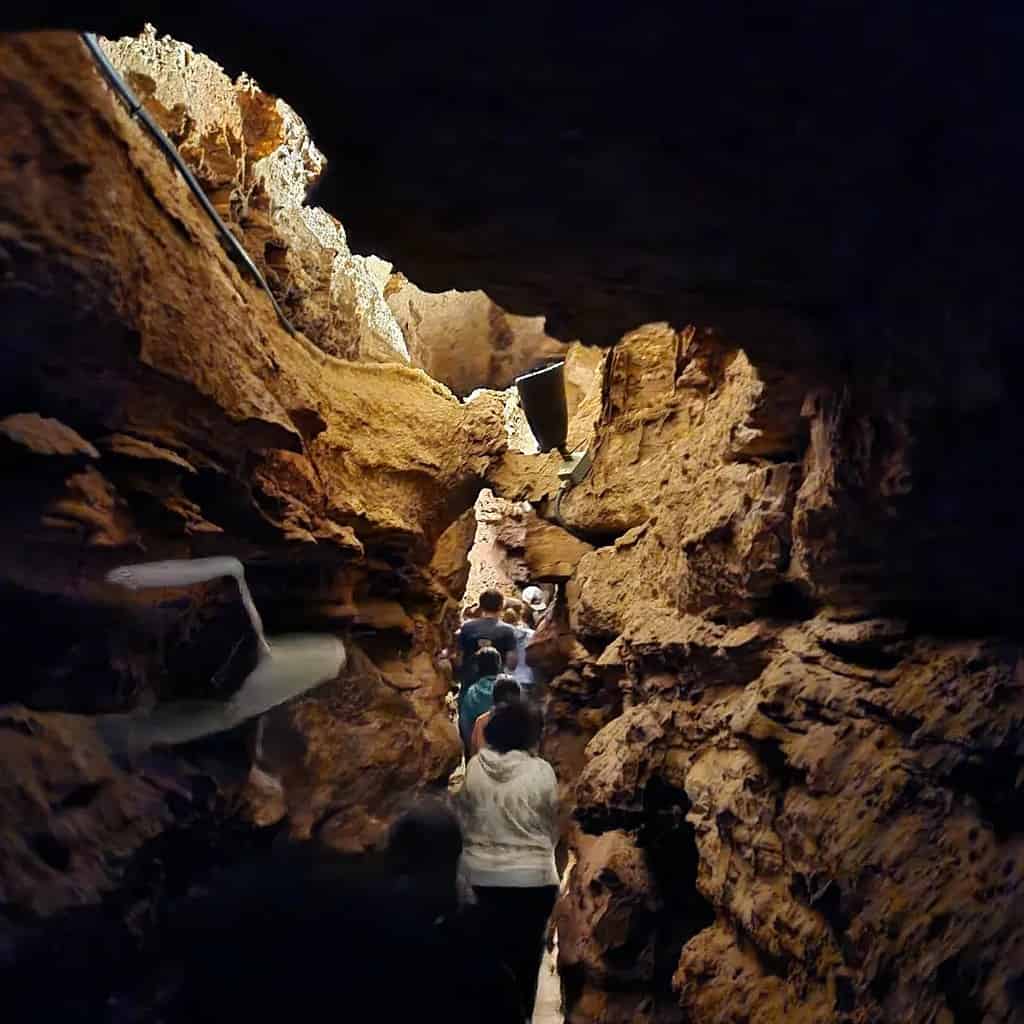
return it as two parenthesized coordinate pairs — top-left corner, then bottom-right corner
(0, 30), (503, 1000)
(2, 18), (1023, 1024)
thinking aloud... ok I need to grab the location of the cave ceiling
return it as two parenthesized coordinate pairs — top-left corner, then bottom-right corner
(10, 3), (1023, 358)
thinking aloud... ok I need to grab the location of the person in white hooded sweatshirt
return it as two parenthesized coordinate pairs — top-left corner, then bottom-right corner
(456, 700), (559, 1021)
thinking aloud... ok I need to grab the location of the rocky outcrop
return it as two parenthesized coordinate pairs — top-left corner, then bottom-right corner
(519, 515), (594, 582)
(461, 489), (531, 607)
(510, 322), (1024, 1022)
(100, 26), (590, 393)
(385, 274), (568, 395)
(100, 25), (408, 363)
(0, 29), (505, 1000)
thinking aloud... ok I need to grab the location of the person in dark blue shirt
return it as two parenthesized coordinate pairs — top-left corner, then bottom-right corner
(456, 589), (517, 688)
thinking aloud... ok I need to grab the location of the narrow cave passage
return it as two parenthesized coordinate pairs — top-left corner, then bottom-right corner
(2, 11), (1024, 1024)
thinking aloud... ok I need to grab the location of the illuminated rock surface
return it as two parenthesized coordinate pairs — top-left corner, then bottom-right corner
(1, 21), (1023, 1024)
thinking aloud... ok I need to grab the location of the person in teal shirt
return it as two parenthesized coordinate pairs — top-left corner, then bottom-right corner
(459, 647), (504, 753)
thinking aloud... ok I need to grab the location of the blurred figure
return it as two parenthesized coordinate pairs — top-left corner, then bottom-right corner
(469, 675), (521, 757)
(502, 604), (536, 696)
(145, 802), (521, 1024)
(458, 647), (504, 751)
(386, 799), (465, 917)
(456, 589), (518, 688)
(456, 702), (559, 1020)
(521, 585), (548, 622)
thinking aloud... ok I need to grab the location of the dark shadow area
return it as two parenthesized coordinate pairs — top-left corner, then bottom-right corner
(3, 788), (286, 1022)
(940, 749), (1024, 841)
(5, 4), (1020, 357)
(638, 777), (717, 1008)
(937, 951), (985, 1024)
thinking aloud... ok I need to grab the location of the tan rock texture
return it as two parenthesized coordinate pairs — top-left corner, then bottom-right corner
(461, 488), (531, 608)
(519, 515), (595, 582)
(386, 273), (568, 395)
(100, 25), (409, 363)
(510, 322), (1024, 1022)
(0, 29), (505, 984)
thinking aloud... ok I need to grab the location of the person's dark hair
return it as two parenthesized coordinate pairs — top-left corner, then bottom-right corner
(483, 699), (542, 754)
(492, 676), (521, 706)
(475, 647), (503, 677)
(478, 589), (504, 614)
(387, 799), (463, 875)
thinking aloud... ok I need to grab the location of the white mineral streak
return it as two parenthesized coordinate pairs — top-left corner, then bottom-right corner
(106, 556), (270, 655)
(102, 558), (346, 752)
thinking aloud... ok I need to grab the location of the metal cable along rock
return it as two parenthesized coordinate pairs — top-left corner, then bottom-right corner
(80, 32), (297, 336)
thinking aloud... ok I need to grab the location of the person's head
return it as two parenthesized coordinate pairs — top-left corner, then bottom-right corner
(475, 646), (503, 678)
(387, 799), (463, 879)
(521, 585), (546, 612)
(133, 833), (496, 1023)
(492, 676), (521, 707)
(501, 606), (521, 625)
(477, 589), (504, 616)
(483, 699), (542, 754)
(462, 604), (479, 621)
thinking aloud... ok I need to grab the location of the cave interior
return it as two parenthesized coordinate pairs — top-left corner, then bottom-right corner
(1, 5), (1023, 1023)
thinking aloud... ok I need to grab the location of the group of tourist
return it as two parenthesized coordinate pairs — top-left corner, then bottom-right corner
(450, 586), (560, 1021)
(16, 586), (563, 1023)
(114, 582), (561, 1022)
(454, 586), (546, 744)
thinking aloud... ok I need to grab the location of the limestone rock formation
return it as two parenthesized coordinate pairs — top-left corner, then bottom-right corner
(100, 25), (409, 363)
(386, 274), (568, 395)
(519, 515), (594, 582)
(556, 830), (668, 1023)
(510, 321), (1024, 1022)
(461, 489), (531, 607)
(0, 29), (506, 996)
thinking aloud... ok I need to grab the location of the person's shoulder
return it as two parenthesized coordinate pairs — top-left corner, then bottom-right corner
(530, 754), (558, 784)
(460, 618), (481, 635)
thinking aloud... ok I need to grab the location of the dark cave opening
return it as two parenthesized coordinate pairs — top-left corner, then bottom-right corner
(940, 749), (1024, 842)
(638, 776), (717, 1002)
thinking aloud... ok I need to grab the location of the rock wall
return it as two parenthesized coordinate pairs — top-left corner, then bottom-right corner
(0, 30), (505, 1008)
(385, 273), (568, 395)
(494, 324), (1024, 1022)
(100, 26), (579, 395)
(100, 25), (409, 364)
